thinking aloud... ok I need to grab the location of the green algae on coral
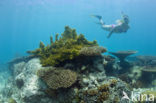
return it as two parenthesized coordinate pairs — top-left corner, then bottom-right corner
(8, 98), (17, 103)
(27, 26), (98, 66)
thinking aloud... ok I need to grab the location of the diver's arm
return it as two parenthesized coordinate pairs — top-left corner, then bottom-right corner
(107, 29), (114, 38)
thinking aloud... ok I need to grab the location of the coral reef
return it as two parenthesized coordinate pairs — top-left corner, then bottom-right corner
(80, 46), (107, 56)
(97, 91), (109, 102)
(136, 55), (156, 66)
(37, 67), (77, 89)
(97, 84), (110, 92)
(77, 76), (130, 103)
(139, 66), (156, 86)
(27, 26), (98, 66)
(2, 26), (156, 103)
(142, 66), (156, 72)
(1, 56), (132, 103)
(110, 79), (118, 87)
(109, 50), (137, 73)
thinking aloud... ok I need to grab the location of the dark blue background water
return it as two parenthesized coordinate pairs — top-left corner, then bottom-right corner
(0, 0), (156, 63)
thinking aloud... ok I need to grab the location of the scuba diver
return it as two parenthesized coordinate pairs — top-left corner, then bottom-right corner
(91, 12), (130, 38)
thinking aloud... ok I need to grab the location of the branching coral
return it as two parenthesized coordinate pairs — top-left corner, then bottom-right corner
(37, 67), (77, 89)
(27, 26), (98, 66)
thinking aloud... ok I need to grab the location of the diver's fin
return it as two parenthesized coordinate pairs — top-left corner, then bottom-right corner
(107, 30), (114, 38)
(91, 15), (104, 25)
(91, 15), (102, 20)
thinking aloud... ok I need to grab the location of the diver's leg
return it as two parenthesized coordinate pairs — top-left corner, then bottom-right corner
(102, 25), (113, 31)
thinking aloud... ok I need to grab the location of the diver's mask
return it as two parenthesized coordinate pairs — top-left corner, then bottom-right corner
(123, 15), (129, 24)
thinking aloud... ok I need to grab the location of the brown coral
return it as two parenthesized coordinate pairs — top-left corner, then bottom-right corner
(80, 46), (107, 56)
(37, 67), (77, 89)
(110, 79), (118, 87)
(97, 92), (109, 102)
(98, 84), (110, 92)
(84, 89), (98, 96)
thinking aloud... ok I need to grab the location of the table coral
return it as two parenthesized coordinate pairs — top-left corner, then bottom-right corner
(80, 46), (107, 56)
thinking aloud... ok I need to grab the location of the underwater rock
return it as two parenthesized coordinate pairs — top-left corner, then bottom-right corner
(103, 55), (118, 75)
(128, 66), (143, 80)
(10, 61), (26, 77)
(0, 70), (10, 92)
(15, 77), (24, 89)
(103, 55), (115, 64)
(1, 58), (59, 103)
(0, 74), (13, 103)
(8, 55), (35, 66)
(62, 53), (105, 73)
(82, 72), (106, 88)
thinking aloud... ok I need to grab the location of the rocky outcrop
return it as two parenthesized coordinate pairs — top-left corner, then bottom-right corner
(1, 58), (57, 103)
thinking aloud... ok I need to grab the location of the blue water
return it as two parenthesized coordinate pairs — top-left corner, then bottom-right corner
(0, 0), (156, 63)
